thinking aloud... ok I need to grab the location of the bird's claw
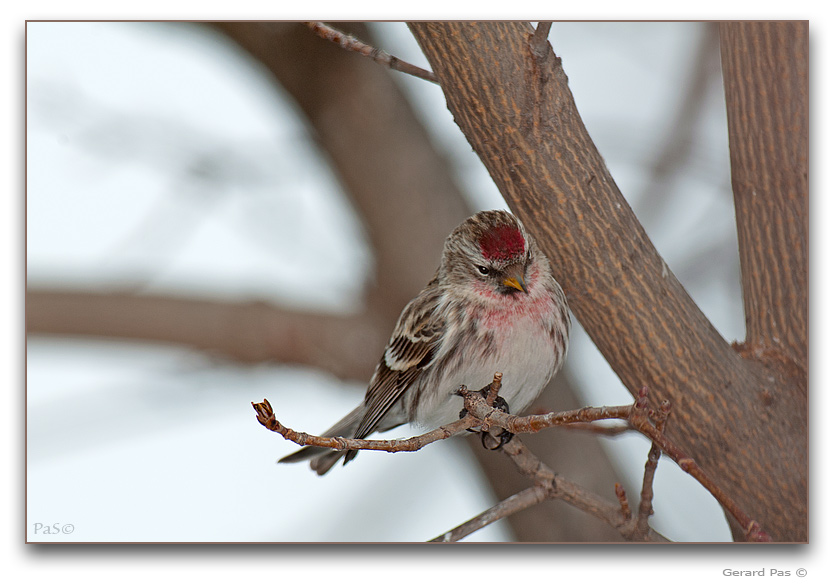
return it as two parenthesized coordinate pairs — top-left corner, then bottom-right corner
(460, 386), (511, 433)
(481, 428), (514, 450)
(492, 395), (510, 414)
(458, 385), (514, 447)
(481, 393), (513, 448)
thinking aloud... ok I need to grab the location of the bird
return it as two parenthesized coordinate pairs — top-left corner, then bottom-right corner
(280, 209), (570, 474)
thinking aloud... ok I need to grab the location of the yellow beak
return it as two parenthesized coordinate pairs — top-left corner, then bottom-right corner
(502, 277), (527, 293)
(501, 263), (528, 293)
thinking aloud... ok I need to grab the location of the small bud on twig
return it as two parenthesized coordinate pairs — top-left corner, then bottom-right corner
(615, 483), (632, 520)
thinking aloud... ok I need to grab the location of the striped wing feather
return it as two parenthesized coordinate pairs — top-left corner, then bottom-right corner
(352, 282), (444, 442)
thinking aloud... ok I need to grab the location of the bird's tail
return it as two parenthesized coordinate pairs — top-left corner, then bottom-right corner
(278, 404), (364, 475)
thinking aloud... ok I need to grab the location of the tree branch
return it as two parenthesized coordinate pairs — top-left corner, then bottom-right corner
(472, 370), (625, 541)
(211, 22), (471, 322)
(720, 22), (808, 377)
(430, 485), (549, 542)
(407, 20), (805, 542)
(497, 437), (667, 542)
(306, 22), (438, 83)
(557, 421), (631, 437)
(252, 398), (476, 453)
(634, 401), (669, 540)
(461, 385), (770, 541)
(614, 483), (631, 521)
(253, 381), (634, 455)
(529, 21), (552, 58)
(254, 384), (667, 542)
(26, 289), (387, 379)
(254, 374), (768, 542)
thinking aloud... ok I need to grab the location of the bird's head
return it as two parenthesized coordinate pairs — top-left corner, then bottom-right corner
(440, 210), (540, 299)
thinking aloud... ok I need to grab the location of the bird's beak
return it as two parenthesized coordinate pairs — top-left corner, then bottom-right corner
(502, 264), (528, 294)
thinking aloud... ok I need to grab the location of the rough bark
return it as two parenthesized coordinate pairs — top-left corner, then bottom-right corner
(409, 21), (807, 541)
(719, 21), (809, 541)
(719, 22), (808, 376)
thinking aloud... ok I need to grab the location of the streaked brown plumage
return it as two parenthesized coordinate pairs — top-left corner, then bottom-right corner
(280, 210), (570, 474)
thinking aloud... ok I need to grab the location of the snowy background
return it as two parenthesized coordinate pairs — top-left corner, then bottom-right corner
(26, 21), (744, 543)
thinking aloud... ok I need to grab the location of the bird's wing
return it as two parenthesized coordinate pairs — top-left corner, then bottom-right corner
(353, 281), (445, 441)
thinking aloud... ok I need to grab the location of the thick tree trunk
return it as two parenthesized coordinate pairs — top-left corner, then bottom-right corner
(719, 22), (808, 374)
(719, 21), (809, 541)
(409, 21), (807, 541)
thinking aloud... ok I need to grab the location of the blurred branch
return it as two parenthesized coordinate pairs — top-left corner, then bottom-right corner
(634, 23), (720, 226)
(306, 22), (438, 83)
(431, 485), (548, 542)
(33, 23), (472, 378)
(210, 22), (470, 321)
(26, 289), (387, 380)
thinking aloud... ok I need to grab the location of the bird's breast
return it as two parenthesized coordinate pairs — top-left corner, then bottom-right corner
(410, 293), (560, 429)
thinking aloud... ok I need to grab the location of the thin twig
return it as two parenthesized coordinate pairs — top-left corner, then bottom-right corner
(485, 372), (502, 407)
(252, 399), (476, 453)
(560, 422), (631, 437)
(458, 386), (632, 432)
(458, 385), (771, 541)
(615, 483), (632, 520)
(635, 444), (661, 538)
(634, 399), (670, 538)
(430, 485), (549, 543)
(500, 436), (668, 542)
(254, 380), (770, 541)
(625, 389), (771, 542)
(434, 430), (668, 541)
(306, 22), (439, 84)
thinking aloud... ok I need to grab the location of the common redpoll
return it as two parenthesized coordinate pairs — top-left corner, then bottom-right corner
(280, 210), (570, 474)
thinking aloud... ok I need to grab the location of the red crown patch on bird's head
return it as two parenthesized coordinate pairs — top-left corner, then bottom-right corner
(478, 223), (526, 262)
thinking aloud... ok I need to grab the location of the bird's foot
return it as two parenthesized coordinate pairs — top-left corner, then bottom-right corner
(481, 427), (514, 450)
(458, 385), (514, 448)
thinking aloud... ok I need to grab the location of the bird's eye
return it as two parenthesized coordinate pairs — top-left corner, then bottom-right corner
(476, 265), (490, 275)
